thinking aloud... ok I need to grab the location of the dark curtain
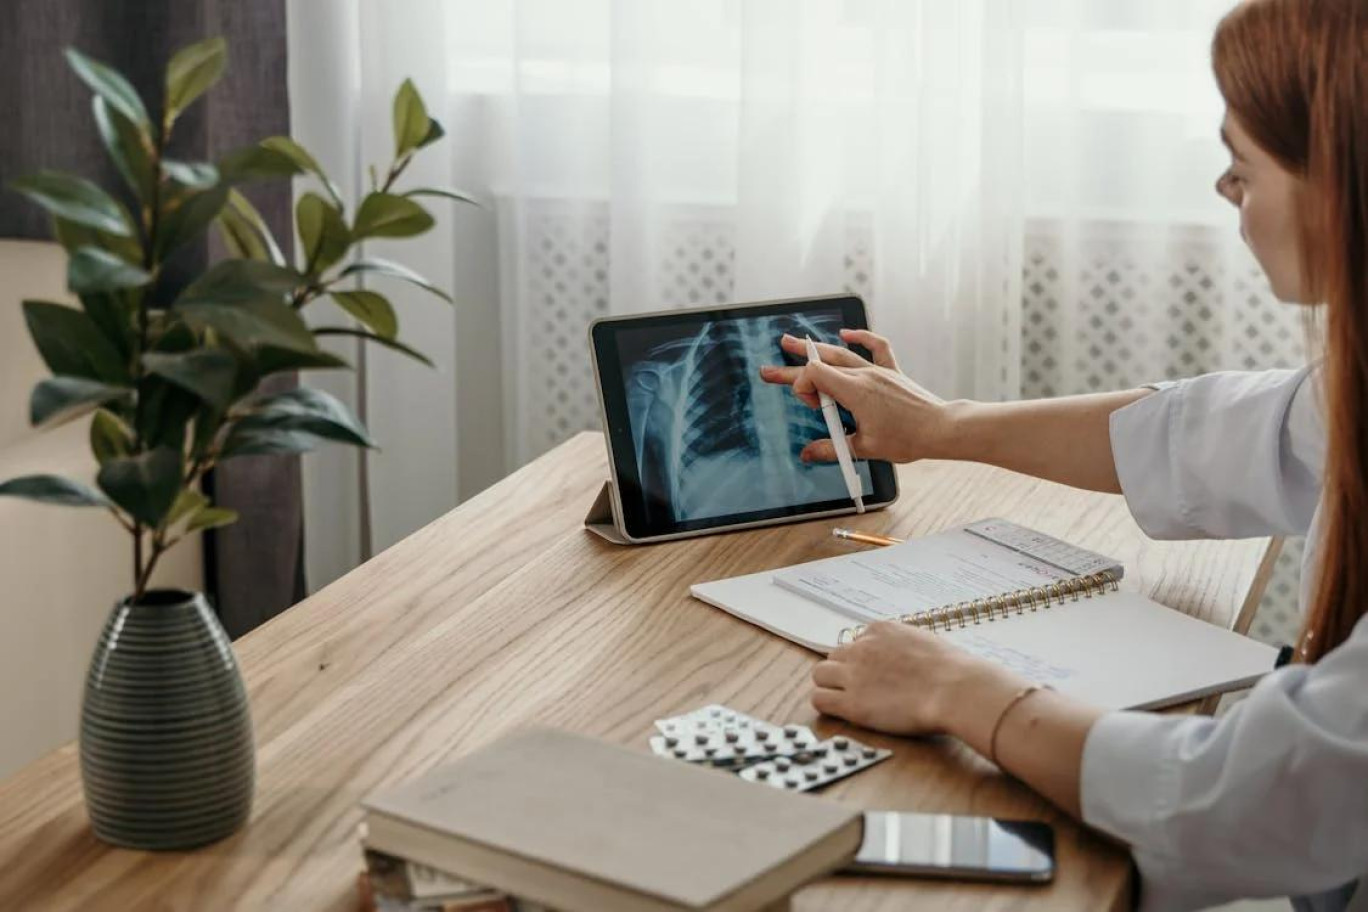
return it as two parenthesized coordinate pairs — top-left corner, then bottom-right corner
(0, 0), (306, 638)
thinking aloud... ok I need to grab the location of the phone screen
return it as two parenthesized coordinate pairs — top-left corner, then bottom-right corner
(851, 813), (1055, 882)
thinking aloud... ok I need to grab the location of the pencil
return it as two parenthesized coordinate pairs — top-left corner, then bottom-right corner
(831, 528), (904, 547)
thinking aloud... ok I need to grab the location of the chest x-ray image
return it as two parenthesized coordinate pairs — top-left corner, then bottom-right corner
(618, 311), (874, 525)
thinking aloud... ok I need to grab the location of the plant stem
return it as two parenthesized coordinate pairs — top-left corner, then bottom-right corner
(133, 522), (143, 596)
(381, 153), (413, 193)
(129, 117), (167, 604)
(107, 508), (135, 534)
(133, 531), (166, 603)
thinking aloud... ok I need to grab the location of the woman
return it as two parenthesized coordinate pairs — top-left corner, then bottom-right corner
(760, 1), (1366, 909)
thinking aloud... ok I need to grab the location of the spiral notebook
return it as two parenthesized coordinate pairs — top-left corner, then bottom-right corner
(690, 518), (1278, 710)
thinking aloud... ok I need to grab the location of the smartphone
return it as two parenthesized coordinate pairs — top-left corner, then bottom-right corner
(844, 812), (1055, 884)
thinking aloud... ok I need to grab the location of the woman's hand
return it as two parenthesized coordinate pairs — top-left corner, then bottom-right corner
(811, 621), (1027, 739)
(817, 621), (1103, 820)
(758, 329), (956, 465)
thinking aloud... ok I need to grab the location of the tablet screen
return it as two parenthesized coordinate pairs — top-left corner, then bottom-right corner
(592, 296), (898, 540)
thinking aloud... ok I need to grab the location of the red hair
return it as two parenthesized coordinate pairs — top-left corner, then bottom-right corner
(1213, 0), (1368, 662)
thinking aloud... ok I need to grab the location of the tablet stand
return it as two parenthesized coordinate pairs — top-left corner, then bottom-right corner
(583, 480), (633, 545)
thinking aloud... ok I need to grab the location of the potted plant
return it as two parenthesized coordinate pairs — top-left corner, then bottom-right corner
(0, 37), (470, 850)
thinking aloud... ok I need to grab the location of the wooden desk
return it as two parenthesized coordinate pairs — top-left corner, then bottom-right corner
(0, 432), (1279, 911)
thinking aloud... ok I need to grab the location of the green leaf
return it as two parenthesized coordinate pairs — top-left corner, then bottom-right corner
(260, 136), (322, 176)
(392, 78), (431, 157)
(313, 326), (435, 368)
(296, 192), (352, 275)
(217, 189), (286, 265)
(165, 36), (227, 122)
(259, 137), (343, 207)
(405, 186), (483, 208)
(167, 488), (208, 526)
(162, 160), (220, 189)
(418, 117), (445, 149)
(30, 377), (129, 427)
(67, 246), (151, 295)
(9, 172), (132, 236)
(352, 193), (433, 240)
(218, 203), (268, 262)
(155, 184), (229, 259)
(218, 143), (305, 183)
(251, 345), (350, 376)
(178, 299), (319, 353)
(178, 258), (304, 305)
(142, 349), (238, 409)
(78, 292), (135, 362)
(138, 380), (200, 452)
(219, 426), (324, 458)
(191, 407), (225, 457)
(0, 474), (111, 508)
(97, 447), (183, 528)
(237, 386), (374, 448)
(52, 215), (141, 265)
(185, 506), (238, 532)
(329, 290), (397, 339)
(64, 48), (150, 127)
(152, 320), (197, 355)
(92, 97), (154, 203)
(136, 324), (203, 451)
(90, 408), (134, 464)
(340, 257), (452, 303)
(22, 300), (128, 383)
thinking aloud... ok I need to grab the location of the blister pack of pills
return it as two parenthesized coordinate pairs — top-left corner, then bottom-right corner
(738, 735), (891, 792)
(650, 704), (818, 769)
(648, 704), (889, 789)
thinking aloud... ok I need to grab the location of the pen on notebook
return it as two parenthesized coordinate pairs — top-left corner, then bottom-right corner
(831, 528), (904, 547)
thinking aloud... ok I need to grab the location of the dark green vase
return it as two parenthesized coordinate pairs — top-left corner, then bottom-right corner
(79, 589), (255, 850)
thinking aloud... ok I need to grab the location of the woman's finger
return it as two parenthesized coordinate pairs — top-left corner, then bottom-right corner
(812, 686), (849, 719)
(793, 360), (862, 407)
(811, 660), (849, 690)
(800, 433), (865, 463)
(779, 333), (870, 368)
(758, 364), (802, 385)
(840, 328), (899, 370)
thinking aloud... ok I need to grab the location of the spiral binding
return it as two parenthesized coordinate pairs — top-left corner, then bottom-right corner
(836, 569), (1120, 645)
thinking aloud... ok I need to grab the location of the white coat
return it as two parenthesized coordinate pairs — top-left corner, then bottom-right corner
(1086, 365), (1368, 911)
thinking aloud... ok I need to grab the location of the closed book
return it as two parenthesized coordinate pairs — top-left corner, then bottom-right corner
(361, 728), (863, 912)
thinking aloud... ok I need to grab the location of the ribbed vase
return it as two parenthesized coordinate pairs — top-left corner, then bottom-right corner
(79, 589), (255, 850)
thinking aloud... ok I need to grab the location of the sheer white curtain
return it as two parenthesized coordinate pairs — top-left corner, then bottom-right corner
(1013, 0), (1294, 405)
(463, 0), (1027, 457)
(287, 0), (1277, 593)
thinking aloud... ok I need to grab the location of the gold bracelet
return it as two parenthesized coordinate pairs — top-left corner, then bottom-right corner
(988, 684), (1048, 769)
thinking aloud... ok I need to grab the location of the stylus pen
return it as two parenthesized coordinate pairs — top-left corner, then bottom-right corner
(832, 528), (904, 547)
(804, 336), (865, 513)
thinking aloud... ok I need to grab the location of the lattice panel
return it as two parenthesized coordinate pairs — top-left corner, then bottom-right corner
(1020, 225), (1306, 400)
(659, 215), (736, 307)
(522, 201), (610, 457)
(515, 208), (1307, 647)
(1250, 538), (1305, 648)
(842, 217), (874, 304)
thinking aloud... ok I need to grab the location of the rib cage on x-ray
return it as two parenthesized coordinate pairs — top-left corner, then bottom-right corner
(625, 314), (861, 523)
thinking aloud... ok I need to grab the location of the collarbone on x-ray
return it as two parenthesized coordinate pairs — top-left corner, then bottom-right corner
(625, 313), (867, 524)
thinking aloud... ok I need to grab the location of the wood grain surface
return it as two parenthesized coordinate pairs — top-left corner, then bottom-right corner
(0, 432), (1278, 911)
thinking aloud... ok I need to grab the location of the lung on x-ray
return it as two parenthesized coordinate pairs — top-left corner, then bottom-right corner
(618, 311), (873, 525)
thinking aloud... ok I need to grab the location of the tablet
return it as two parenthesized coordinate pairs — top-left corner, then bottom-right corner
(589, 294), (900, 543)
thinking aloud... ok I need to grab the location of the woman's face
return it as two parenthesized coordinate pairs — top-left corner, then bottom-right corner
(1216, 112), (1309, 303)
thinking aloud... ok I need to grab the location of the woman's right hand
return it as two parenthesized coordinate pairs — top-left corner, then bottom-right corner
(758, 329), (956, 465)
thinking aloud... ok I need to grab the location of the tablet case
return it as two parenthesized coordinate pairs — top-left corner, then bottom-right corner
(584, 480), (633, 545)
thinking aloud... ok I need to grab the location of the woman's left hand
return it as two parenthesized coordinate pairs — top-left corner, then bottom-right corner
(812, 621), (1025, 738)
